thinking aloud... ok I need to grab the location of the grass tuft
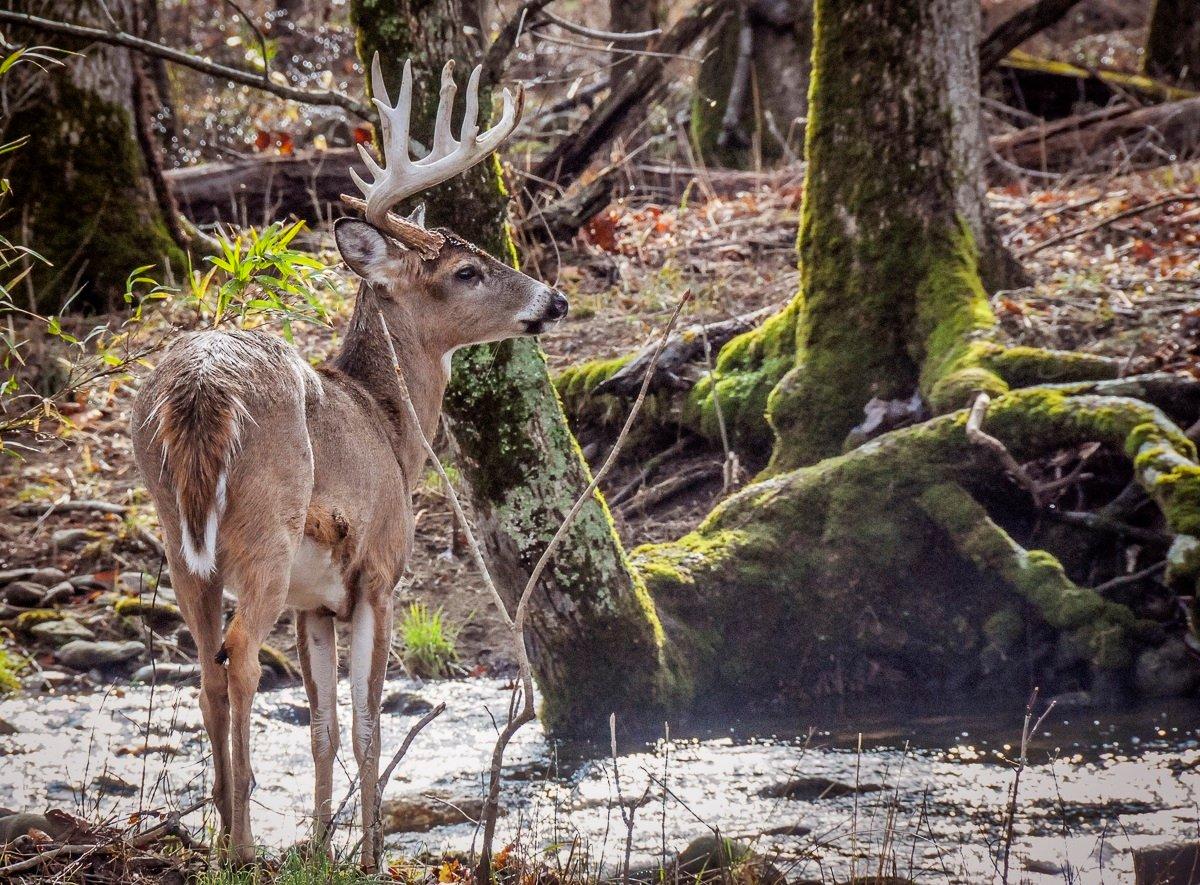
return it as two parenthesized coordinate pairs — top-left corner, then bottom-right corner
(399, 601), (458, 678)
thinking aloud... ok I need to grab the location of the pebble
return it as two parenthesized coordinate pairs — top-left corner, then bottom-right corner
(51, 529), (100, 550)
(26, 670), (73, 690)
(28, 568), (67, 586)
(30, 619), (96, 645)
(55, 640), (143, 670)
(68, 573), (112, 591)
(0, 569), (35, 587)
(41, 581), (75, 605)
(0, 581), (47, 607)
(131, 662), (201, 684)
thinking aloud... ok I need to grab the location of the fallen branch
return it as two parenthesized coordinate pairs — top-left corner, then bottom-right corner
(1093, 560), (1166, 595)
(539, 10), (661, 42)
(618, 461), (722, 516)
(1018, 194), (1200, 257)
(0, 9), (372, 120)
(966, 393), (1042, 506)
(9, 499), (128, 517)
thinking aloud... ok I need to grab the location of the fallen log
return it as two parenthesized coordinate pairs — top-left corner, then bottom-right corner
(979, 0), (1088, 76)
(990, 95), (1200, 171)
(164, 148), (359, 226)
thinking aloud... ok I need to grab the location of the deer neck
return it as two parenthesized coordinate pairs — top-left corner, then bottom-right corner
(333, 288), (450, 483)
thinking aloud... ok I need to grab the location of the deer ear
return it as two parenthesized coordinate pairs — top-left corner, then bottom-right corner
(334, 218), (412, 287)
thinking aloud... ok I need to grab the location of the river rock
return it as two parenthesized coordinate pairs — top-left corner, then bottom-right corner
(29, 567), (67, 586)
(761, 821), (812, 837)
(1133, 841), (1200, 884)
(55, 640), (143, 669)
(1, 581), (47, 607)
(757, 776), (885, 801)
(131, 662), (201, 684)
(26, 670), (74, 690)
(116, 571), (151, 593)
(0, 717), (17, 736)
(381, 689), (434, 716)
(69, 573), (113, 590)
(0, 812), (76, 843)
(675, 835), (786, 885)
(51, 528), (100, 550)
(114, 595), (184, 629)
(1135, 638), (1200, 698)
(91, 772), (138, 797)
(0, 568), (36, 586)
(268, 702), (311, 726)
(41, 581), (75, 605)
(379, 793), (486, 833)
(30, 618), (95, 644)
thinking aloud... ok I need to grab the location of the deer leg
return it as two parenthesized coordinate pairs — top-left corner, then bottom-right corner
(296, 610), (339, 848)
(349, 592), (394, 872)
(224, 565), (289, 865)
(170, 560), (233, 843)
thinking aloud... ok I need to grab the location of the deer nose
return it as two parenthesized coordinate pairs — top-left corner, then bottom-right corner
(547, 290), (569, 320)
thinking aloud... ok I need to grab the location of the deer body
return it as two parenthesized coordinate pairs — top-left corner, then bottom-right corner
(131, 56), (561, 869)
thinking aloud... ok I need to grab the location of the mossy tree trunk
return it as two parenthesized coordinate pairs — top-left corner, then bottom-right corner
(1145, 0), (1200, 89)
(350, 0), (685, 733)
(0, 0), (183, 312)
(550, 0), (1200, 724)
(691, 0), (812, 168)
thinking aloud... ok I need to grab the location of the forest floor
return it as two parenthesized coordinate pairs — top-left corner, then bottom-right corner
(1, 157), (1199, 694)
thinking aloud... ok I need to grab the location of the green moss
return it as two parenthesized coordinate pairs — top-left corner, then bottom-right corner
(15, 609), (63, 632)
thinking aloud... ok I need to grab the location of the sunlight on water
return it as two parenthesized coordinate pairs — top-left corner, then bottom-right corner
(1, 678), (1197, 883)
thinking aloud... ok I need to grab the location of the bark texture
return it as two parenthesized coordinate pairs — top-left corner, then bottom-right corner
(1145, 0), (1200, 89)
(0, 0), (183, 312)
(350, 0), (684, 733)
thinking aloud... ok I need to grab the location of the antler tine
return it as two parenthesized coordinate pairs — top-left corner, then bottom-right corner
(351, 54), (525, 238)
(429, 60), (458, 160)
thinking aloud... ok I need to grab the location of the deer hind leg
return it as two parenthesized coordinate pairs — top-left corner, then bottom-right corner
(296, 610), (339, 848)
(223, 546), (291, 865)
(349, 590), (394, 872)
(168, 555), (233, 842)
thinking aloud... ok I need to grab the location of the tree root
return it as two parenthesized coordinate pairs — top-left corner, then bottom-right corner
(633, 385), (1198, 702)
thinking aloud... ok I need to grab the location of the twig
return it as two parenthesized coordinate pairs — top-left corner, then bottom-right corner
(9, 499), (128, 516)
(540, 10), (661, 42)
(965, 393), (1042, 506)
(698, 316), (740, 493)
(0, 9), (372, 120)
(1000, 689), (1056, 884)
(376, 702), (447, 796)
(1019, 194), (1200, 257)
(1092, 560), (1166, 595)
(481, 0), (556, 85)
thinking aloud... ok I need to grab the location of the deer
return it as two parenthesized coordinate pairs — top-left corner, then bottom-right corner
(130, 55), (566, 870)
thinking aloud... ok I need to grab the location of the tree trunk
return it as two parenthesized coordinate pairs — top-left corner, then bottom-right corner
(350, 0), (685, 734)
(1145, 0), (1200, 90)
(0, 0), (183, 312)
(691, 0), (812, 167)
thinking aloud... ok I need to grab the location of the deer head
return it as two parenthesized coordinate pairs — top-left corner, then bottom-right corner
(336, 55), (566, 352)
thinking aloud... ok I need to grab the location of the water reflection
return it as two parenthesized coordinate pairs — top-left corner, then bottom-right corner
(0, 679), (1196, 882)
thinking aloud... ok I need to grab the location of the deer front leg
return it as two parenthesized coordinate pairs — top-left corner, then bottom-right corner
(296, 610), (339, 849)
(349, 593), (393, 872)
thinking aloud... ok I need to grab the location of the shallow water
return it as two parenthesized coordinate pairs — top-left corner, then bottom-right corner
(1, 677), (1197, 883)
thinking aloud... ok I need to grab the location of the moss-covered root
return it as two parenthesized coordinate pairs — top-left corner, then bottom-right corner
(917, 482), (1138, 670)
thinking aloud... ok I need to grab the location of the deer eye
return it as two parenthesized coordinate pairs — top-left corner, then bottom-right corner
(454, 265), (478, 281)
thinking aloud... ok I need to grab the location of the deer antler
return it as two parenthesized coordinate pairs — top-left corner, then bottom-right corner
(343, 54), (524, 257)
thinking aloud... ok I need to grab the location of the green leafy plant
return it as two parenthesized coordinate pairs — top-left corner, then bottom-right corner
(400, 602), (459, 678)
(194, 848), (381, 884)
(0, 645), (24, 694)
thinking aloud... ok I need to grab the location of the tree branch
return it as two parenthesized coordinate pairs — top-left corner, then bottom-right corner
(0, 9), (373, 120)
(979, 0), (1088, 75)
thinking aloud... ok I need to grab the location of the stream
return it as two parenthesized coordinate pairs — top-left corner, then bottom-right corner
(1, 676), (1197, 882)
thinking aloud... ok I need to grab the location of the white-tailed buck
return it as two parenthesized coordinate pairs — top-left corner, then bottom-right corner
(131, 56), (565, 869)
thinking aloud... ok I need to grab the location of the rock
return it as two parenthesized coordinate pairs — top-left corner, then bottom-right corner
(761, 821), (812, 837)
(1135, 638), (1200, 698)
(381, 689), (434, 716)
(116, 571), (151, 594)
(0, 717), (17, 736)
(258, 643), (294, 678)
(268, 702), (311, 726)
(0, 604), (20, 620)
(1, 581), (48, 607)
(113, 596), (184, 629)
(69, 573), (113, 590)
(15, 609), (66, 632)
(0, 812), (74, 843)
(55, 640), (143, 670)
(29, 619), (96, 645)
(1133, 841), (1200, 884)
(380, 793), (486, 834)
(0, 568), (36, 586)
(41, 581), (75, 605)
(51, 529), (100, 550)
(676, 835), (786, 885)
(757, 777), (885, 801)
(131, 662), (201, 684)
(29, 567), (67, 586)
(90, 772), (138, 797)
(26, 670), (73, 690)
